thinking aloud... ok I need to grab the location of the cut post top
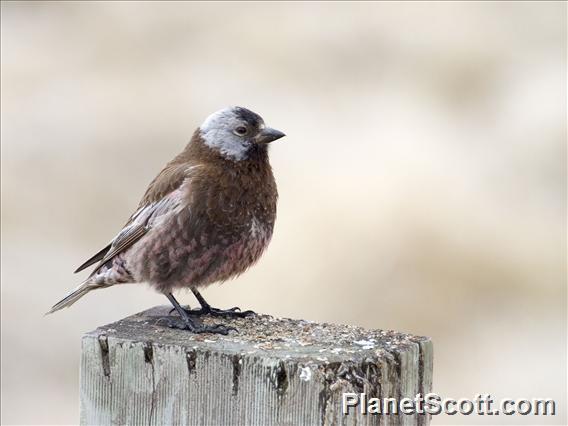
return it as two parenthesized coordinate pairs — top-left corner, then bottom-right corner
(80, 306), (433, 426)
(84, 306), (430, 364)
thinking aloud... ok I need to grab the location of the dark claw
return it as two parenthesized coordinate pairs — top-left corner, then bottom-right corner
(226, 308), (254, 317)
(157, 316), (236, 335)
(182, 306), (256, 318)
(209, 307), (255, 318)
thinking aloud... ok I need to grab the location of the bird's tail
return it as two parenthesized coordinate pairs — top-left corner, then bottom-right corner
(46, 280), (106, 315)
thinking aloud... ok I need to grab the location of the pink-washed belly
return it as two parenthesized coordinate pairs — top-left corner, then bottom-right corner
(131, 218), (274, 292)
(205, 229), (272, 285)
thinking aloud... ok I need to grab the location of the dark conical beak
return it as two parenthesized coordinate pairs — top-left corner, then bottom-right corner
(255, 127), (286, 144)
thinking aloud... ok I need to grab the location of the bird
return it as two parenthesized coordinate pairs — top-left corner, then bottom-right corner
(47, 106), (285, 334)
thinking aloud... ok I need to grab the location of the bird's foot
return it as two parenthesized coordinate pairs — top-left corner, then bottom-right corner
(183, 305), (255, 318)
(157, 316), (236, 335)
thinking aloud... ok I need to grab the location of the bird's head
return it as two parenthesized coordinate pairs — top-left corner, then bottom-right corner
(199, 107), (285, 161)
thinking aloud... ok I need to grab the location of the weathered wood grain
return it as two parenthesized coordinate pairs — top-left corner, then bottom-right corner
(80, 306), (433, 425)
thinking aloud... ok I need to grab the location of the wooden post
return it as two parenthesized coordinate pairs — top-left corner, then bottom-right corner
(80, 306), (433, 425)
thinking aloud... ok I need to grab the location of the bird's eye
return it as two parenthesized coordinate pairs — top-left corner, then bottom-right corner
(234, 126), (248, 136)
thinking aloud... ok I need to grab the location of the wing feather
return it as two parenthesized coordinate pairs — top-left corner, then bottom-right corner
(74, 158), (201, 275)
(74, 244), (111, 273)
(87, 224), (150, 277)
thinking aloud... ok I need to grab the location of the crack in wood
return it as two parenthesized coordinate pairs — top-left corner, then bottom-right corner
(97, 335), (110, 377)
(231, 354), (242, 395)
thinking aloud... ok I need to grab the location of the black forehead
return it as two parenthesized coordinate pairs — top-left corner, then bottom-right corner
(234, 107), (263, 127)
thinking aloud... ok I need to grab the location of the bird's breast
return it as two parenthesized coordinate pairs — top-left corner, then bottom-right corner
(132, 162), (278, 290)
(222, 216), (273, 265)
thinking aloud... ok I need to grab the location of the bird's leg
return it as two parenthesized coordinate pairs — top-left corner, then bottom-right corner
(160, 293), (236, 335)
(181, 289), (255, 318)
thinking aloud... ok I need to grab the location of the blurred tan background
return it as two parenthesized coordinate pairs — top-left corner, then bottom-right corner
(1, 1), (566, 425)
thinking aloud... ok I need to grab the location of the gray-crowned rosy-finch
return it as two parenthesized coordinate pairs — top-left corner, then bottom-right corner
(48, 107), (285, 334)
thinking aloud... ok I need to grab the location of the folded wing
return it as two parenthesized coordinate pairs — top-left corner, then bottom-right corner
(77, 184), (188, 278)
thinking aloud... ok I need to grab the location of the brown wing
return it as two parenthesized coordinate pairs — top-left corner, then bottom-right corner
(86, 223), (150, 277)
(74, 155), (198, 275)
(86, 187), (187, 277)
(138, 152), (195, 207)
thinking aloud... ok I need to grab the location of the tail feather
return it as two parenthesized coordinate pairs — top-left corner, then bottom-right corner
(46, 281), (104, 315)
